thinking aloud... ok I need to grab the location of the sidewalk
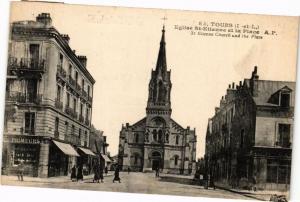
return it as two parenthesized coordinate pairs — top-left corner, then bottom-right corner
(1, 172), (114, 184)
(215, 184), (289, 201)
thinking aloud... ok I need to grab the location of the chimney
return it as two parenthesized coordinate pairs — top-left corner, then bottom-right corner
(220, 96), (226, 108)
(61, 34), (70, 44)
(215, 107), (220, 114)
(77, 55), (87, 68)
(36, 13), (52, 26)
(250, 66), (259, 96)
(232, 82), (235, 89)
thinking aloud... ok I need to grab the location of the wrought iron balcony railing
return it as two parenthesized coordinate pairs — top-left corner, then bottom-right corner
(65, 134), (80, 145)
(65, 106), (78, 119)
(57, 64), (67, 79)
(68, 76), (76, 87)
(55, 98), (63, 110)
(8, 57), (45, 72)
(6, 91), (42, 104)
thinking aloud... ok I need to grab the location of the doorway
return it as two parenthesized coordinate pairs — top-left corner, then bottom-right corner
(152, 160), (160, 170)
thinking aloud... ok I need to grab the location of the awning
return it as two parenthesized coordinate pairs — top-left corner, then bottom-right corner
(78, 147), (96, 156)
(101, 154), (112, 162)
(53, 140), (79, 156)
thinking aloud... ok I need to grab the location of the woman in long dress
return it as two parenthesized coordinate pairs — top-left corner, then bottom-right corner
(93, 163), (100, 183)
(76, 165), (83, 181)
(71, 165), (77, 182)
(113, 166), (121, 183)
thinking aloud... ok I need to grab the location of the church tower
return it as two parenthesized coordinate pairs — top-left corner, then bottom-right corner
(146, 26), (172, 122)
(118, 26), (197, 174)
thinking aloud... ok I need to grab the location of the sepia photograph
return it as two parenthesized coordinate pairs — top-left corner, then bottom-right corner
(0, 1), (299, 202)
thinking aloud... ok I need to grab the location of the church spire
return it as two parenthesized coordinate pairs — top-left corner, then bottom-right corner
(155, 26), (167, 73)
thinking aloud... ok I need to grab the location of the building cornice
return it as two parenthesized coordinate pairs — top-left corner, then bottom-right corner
(11, 25), (96, 84)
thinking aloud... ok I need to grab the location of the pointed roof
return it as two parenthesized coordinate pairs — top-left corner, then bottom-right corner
(155, 26), (167, 73)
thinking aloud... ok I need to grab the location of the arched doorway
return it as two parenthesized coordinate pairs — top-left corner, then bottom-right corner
(151, 151), (162, 170)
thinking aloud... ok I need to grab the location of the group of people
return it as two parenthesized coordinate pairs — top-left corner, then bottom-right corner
(92, 163), (107, 183)
(70, 165), (84, 182)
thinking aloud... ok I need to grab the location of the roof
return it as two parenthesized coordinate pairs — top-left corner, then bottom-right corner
(245, 79), (296, 106)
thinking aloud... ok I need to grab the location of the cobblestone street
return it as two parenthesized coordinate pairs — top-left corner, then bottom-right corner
(1, 172), (253, 200)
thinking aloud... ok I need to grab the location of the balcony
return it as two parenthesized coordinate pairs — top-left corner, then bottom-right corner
(8, 57), (45, 78)
(65, 134), (80, 145)
(68, 75), (76, 87)
(56, 65), (67, 80)
(76, 83), (82, 92)
(6, 91), (42, 104)
(82, 90), (87, 98)
(85, 118), (90, 126)
(65, 106), (78, 119)
(79, 115), (84, 123)
(55, 98), (63, 110)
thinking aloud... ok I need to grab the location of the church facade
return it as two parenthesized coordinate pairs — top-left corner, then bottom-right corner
(118, 27), (197, 175)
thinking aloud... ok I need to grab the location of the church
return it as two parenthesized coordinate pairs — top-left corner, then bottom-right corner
(118, 27), (197, 175)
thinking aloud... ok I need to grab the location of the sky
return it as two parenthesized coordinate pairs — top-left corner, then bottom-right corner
(9, 1), (298, 158)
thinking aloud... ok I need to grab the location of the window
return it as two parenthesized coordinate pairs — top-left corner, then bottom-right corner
(240, 129), (245, 148)
(84, 131), (88, 147)
(24, 112), (35, 134)
(278, 124), (291, 147)
(86, 107), (89, 120)
(79, 128), (81, 139)
(82, 79), (85, 89)
(65, 121), (69, 135)
(66, 93), (70, 107)
(158, 130), (163, 142)
(29, 44), (40, 68)
(175, 135), (179, 145)
(59, 53), (63, 67)
(153, 130), (157, 141)
(54, 117), (59, 138)
(71, 125), (75, 135)
(134, 133), (139, 143)
(75, 71), (78, 84)
(57, 85), (61, 102)
(267, 159), (291, 184)
(73, 98), (77, 111)
(165, 133), (169, 143)
(174, 155), (179, 166)
(68, 64), (72, 76)
(80, 103), (83, 116)
(88, 85), (90, 97)
(281, 93), (290, 107)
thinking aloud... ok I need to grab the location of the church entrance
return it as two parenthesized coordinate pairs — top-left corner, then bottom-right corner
(151, 151), (162, 170)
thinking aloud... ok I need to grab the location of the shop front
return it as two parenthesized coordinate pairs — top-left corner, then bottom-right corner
(48, 140), (79, 177)
(77, 147), (96, 175)
(2, 135), (41, 177)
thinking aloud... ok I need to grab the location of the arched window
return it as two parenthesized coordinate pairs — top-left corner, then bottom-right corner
(158, 130), (163, 142)
(175, 135), (179, 145)
(165, 133), (169, 142)
(153, 129), (157, 141)
(174, 155), (179, 166)
(134, 133), (139, 143)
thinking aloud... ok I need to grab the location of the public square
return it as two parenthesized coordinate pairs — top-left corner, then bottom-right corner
(1, 172), (265, 200)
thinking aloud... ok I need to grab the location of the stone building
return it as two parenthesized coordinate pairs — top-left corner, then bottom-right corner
(205, 67), (294, 190)
(2, 13), (96, 177)
(118, 27), (197, 174)
(89, 125), (111, 169)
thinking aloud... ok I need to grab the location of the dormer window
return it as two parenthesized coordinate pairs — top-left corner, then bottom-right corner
(280, 93), (290, 107)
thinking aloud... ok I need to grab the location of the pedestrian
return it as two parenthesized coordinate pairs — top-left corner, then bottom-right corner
(93, 163), (100, 183)
(252, 174), (257, 192)
(99, 167), (104, 183)
(105, 166), (108, 176)
(210, 175), (216, 190)
(127, 167), (131, 174)
(76, 165), (83, 181)
(71, 165), (77, 182)
(17, 160), (24, 181)
(155, 167), (160, 177)
(113, 166), (121, 183)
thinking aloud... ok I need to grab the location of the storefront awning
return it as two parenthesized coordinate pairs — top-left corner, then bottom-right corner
(53, 140), (80, 156)
(101, 154), (112, 162)
(78, 147), (96, 156)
